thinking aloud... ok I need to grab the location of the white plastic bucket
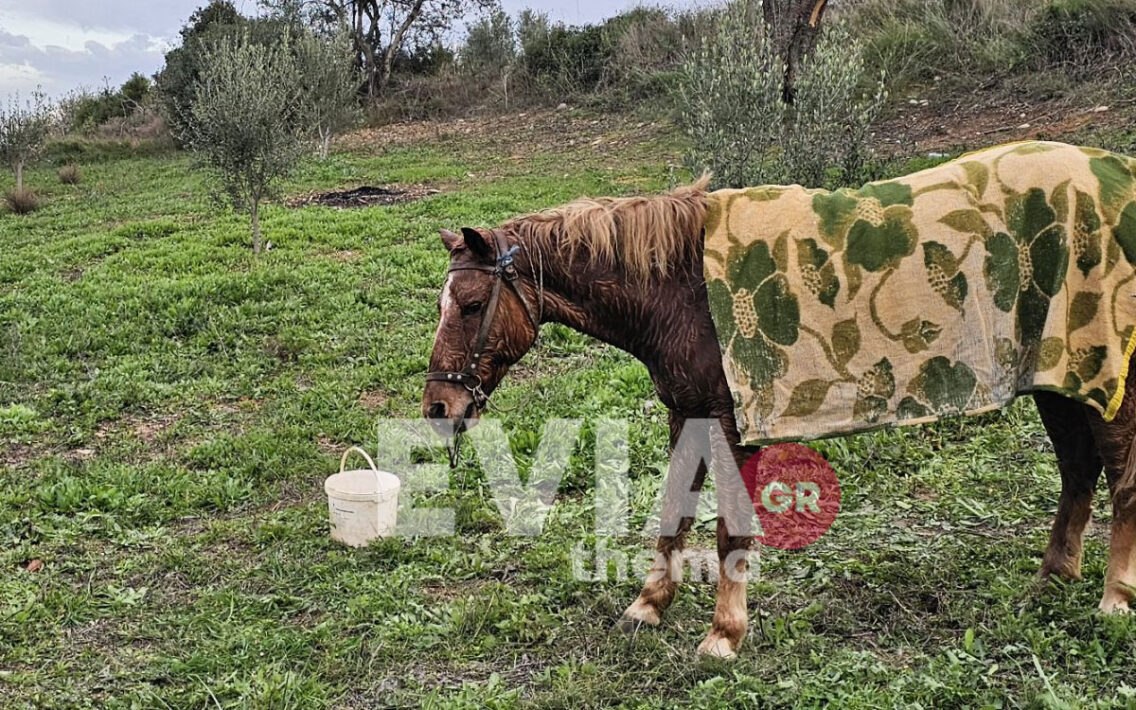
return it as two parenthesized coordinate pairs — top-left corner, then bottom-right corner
(325, 446), (400, 547)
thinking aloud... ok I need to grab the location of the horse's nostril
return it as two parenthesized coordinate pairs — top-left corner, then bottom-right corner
(427, 402), (448, 420)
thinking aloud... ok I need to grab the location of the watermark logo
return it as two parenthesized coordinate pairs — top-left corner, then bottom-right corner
(368, 419), (841, 573)
(741, 443), (841, 549)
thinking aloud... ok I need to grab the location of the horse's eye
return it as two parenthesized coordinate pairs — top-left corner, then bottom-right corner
(461, 301), (483, 317)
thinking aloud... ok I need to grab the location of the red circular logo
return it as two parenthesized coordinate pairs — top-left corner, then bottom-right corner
(739, 443), (841, 550)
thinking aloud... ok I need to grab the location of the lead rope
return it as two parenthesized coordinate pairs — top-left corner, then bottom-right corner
(447, 428), (463, 468)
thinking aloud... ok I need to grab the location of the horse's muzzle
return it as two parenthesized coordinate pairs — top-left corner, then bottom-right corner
(422, 384), (479, 436)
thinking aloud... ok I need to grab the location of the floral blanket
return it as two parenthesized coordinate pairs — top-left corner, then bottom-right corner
(704, 141), (1136, 445)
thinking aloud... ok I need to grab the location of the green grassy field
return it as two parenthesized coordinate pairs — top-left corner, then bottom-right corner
(2, 111), (1136, 708)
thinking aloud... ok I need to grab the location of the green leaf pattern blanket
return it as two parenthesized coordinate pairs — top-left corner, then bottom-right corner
(704, 141), (1136, 445)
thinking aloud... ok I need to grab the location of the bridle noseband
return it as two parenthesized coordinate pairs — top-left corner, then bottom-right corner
(425, 232), (541, 411)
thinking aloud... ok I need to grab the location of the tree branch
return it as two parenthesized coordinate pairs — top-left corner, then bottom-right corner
(379, 0), (427, 94)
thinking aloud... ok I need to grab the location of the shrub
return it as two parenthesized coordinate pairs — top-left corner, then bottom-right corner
(5, 188), (40, 214)
(1031, 0), (1136, 71)
(853, 0), (1037, 83)
(677, 0), (885, 190)
(520, 17), (609, 96)
(605, 7), (689, 99)
(156, 2), (285, 143)
(463, 8), (516, 76)
(854, 0), (1136, 85)
(58, 164), (82, 185)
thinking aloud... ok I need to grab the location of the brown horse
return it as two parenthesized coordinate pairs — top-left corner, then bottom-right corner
(422, 176), (1136, 658)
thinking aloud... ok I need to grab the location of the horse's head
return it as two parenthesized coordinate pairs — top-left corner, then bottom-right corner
(422, 226), (540, 432)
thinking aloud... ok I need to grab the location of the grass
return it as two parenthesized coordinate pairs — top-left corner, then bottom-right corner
(1, 111), (1136, 708)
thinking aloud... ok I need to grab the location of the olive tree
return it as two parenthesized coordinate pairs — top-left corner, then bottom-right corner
(677, 0), (885, 190)
(185, 33), (312, 254)
(295, 29), (360, 159)
(0, 91), (53, 192)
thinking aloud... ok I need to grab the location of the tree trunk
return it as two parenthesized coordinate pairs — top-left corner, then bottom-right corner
(379, 0), (428, 96)
(251, 199), (263, 255)
(15, 161), (23, 192)
(319, 127), (332, 160)
(354, 1), (381, 99)
(762, 0), (830, 105)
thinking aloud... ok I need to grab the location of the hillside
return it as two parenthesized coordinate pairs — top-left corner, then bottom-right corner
(1, 104), (1136, 706)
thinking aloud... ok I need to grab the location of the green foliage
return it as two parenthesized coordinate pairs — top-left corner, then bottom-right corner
(522, 21), (609, 95)
(855, 0), (1136, 87)
(435, 6), (701, 113)
(185, 32), (313, 252)
(156, 2), (275, 142)
(677, 1), (885, 189)
(159, 2), (357, 159)
(61, 73), (153, 133)
(603, 7), (694, 101)
(516, 9), (684, 97)
(462, 8), (516, 75)
(294, 29), (361, 159)
(44, 136), (174, 166)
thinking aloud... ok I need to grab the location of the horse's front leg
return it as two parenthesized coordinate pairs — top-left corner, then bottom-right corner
(697, 425), (754, 659)
(618, 413), (707, 629)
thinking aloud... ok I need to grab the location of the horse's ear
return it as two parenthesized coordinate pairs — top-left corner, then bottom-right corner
(461, 227), (492, 259)
(439, 228), (463, 252)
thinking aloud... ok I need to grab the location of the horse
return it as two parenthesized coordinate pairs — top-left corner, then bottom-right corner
(422, 141), (1136, 658)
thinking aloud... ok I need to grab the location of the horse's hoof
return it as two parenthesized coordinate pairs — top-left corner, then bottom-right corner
(696, 632), (738, 659)
(616, 599), (661, 633)
(1038, 556), (1082, 582)
(1099, 595), (1132, 614)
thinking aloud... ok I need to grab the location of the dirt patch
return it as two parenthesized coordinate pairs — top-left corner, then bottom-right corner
(339, 109), (679, 174)
(1, 442), (38, 468)
(316, 435), (341, 457)
(357, 389), (390, 413)
(875, 86), (1134, 155)
(95, 412), (178, 445)
(327, 249), (362, 262)
(289, 185), (439, 209)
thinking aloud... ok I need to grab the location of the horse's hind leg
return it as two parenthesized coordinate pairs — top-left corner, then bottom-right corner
(1034, 391), (1102, 580)
(1086, 373), (1136, 612)
(618, 413), (706, 629)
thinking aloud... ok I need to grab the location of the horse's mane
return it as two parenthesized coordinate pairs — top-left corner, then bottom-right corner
(504, 175), (711, 282)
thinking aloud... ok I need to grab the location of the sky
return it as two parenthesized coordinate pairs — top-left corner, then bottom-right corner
(0, 0), (683, 98)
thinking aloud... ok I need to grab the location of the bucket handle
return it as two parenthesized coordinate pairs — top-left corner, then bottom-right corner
(340, 446), (383, 488)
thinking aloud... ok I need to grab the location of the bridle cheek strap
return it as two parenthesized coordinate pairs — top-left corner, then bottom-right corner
(425, 233), (540, 411)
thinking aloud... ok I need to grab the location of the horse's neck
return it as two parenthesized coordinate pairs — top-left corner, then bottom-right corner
(533, 254), (693, 365)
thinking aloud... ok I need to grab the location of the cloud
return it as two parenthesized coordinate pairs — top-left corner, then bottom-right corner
(0, 0), (205, 98)
(0, 28), (170, 97)
(0, 0), (212, 40)
(0, 61), (46, 94)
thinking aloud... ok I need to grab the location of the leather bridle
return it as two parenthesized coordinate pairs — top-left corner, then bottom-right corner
(425, 231), (541, 411)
